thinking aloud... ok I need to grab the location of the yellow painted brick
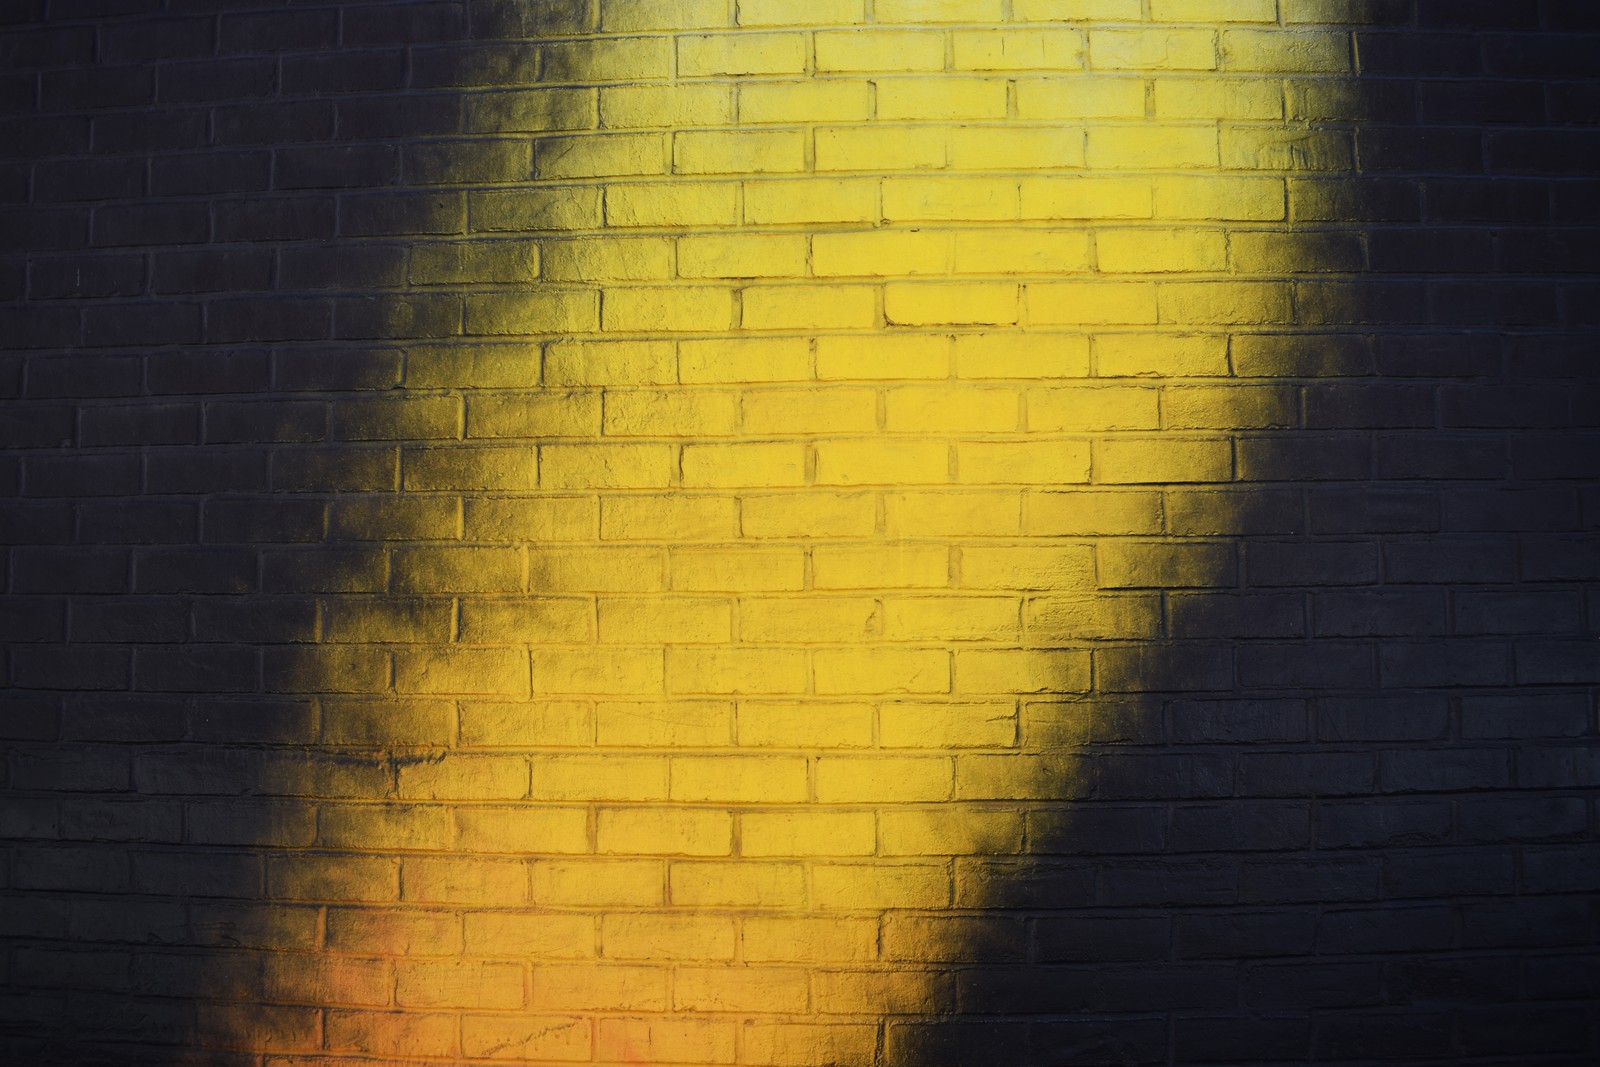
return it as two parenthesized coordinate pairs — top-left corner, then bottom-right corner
(1160, 280), (1293, 324)
(742, 917), (877, 963)
(533, 858), (665, 906)
(602, 914), (737, 961)
(600, 0), (730, 32)
(960, 544), (1096, 590)
(811, 862), (950, 909)
(597, 1017), (736, 1063)
(813, 439), (948, 484)
(464, 497), (597, 542)
(815, 648), (950, 694)
(1220, 28), (1352, 73)
(454, 807), (591, 855)
(670, 862), (806, 907)
(532, 963), (668, 1012)
(680, 336), (811, 383)
(396, 754), (527, 800)
(953, 332), (1091, 379)
(880, 701), (1018, 747)
(815, 333), (948, 379)
(1231, 230), (1364, 275)
(601, 495), (740, 541)
(529, 546), (666, 592)
(395, 960), (523, 1009)
(812, 230), (949, 277)
(529, 755), (668, 801)
(541, 36), (673, 83)
(469, 902), (601, 957)
(1164, 384), (1297, 429)
(739, 0), (864, 25)
(812, 543), (949, 589)
(1030, 385), (1159, 432)
(741, 387), (876, 435)
(667, 648), (809, 694)
(815, 756), (951, 802)
(466, 87), (594, 135)
(815, 29), (945, 72)
(598, 598), (733, 644)
(1090, 28), (1217, 70)
(955, 752), (1090, 799)
(675, 129), (806, 174)
(877, 78), (1009, 121)
(958, 440), (1093, 484)
(954, 648), (1092, 694)
(885, 385), (1018, 432)
(1096, 436), (1232, 483)
(1087, 126), (1219, 169)
(745, 177), (879, 224)
(1014, 76), (1145, 119)
(471, 186), (602, 233)
(1024, 489), (1163, 535)
(395, 649), (529, 697)
(462, 1014), (590, 1061)
(1095, 333), (1229, 377)
(599, 83), (734, 128)
(743, 284), (878, 331)
(951, 229), (1092, 275)
(880, 807), (1024, 854)
(606, 181), (740, 227)
(1153, 77), (1284, 120)
(403, 445), (537, 491)
(467, 390), (602, 439)
(326, 908), (459, 956)
(1097, 228), (1228, 273)
(598, 808), (733, 856)
(322, 597), (452, 644)
(741, 810), (876, 857)
(678, 32), (807, 76)
(883, 490), (1022, 536)
(604, 389), (738, 436)
(1024, 594), (1163, 640)
(815, 125), (946, 172)
(268, 852), (393, 902)
(595, 699), (732, 746)
(457, 597), (593, 644)
(883, 597), (1019, 642)
(878, 0), (1004, 21)
(325, 1009), (457, 1058)
(736, 701), (875, 747)
(883, 177), (1019, 222)
(678, 233), (808, 278)
(740, 596), (878, 643)
(953, 28), (1084, 70)
(672, 545), (806, 590)
(535, 132), (665, 180)
(739, 79), (873, 122)
(1021, 176), (1152, 219)
(546, 340), (677, 386)
(1027, 280), (1158, 325)
(541, 236), (673, 282)
(740, 492), (877, 538)
(674, 965), (808, 1012)
(741, 1022), (879, 1067)
(410, 241), (538, 287)
(1099, 540), (1233, 588)
(320, 804), (452, 851)
(681, 442), (807, 487)
(1228, 127), (1351, 173)
(671, 755), (809, 801)
(1154, 175), (1286, 220)
(533, 648), (664, 695)
(1154, 0), (1277, 18)
(603, 285), (736, 333)
(540, 443), (675, 488)
(459, 701), (595, 748)
(401, 856), (529, 905)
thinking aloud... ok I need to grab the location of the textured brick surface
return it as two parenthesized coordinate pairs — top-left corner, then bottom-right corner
(2, 1), (1597, 1064)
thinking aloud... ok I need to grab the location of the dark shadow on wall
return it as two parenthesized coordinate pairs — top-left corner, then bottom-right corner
(1, 3), (1598, 1066)
(1, 2), (577, 1062)
(926, 4), (1600, 1066)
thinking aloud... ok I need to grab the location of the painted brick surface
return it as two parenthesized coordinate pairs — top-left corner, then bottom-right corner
(2, 1), (1597, 1064)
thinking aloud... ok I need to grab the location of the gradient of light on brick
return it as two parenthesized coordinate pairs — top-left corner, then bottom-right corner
(202, 5), (1365, 1063)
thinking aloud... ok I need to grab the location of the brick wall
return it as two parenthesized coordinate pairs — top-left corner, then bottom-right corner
(2, 1), (1597, 1064)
